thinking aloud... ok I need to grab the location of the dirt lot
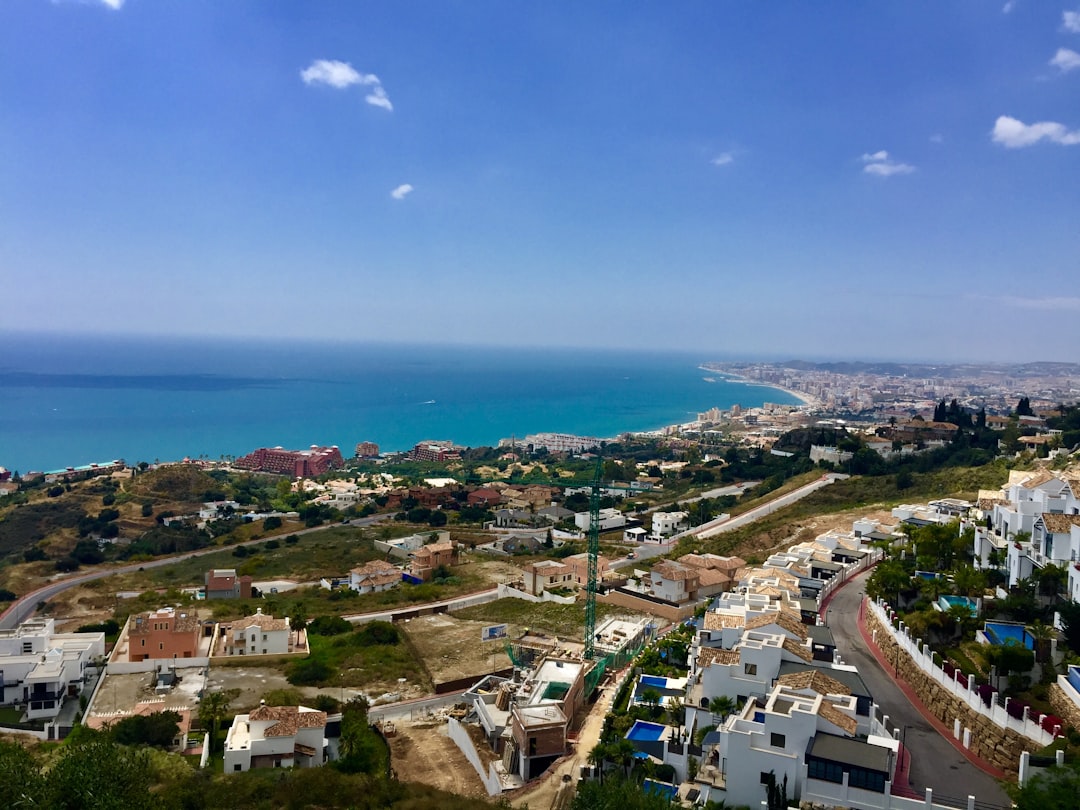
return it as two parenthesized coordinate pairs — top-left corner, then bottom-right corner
(402, 613), (513, 689)
(727, 505), (895, 561)
(388, 720), (489, 799)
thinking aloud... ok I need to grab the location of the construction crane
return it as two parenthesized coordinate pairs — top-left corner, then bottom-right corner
(464, 443), (646, 660)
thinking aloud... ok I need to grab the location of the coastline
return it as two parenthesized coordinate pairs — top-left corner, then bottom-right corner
(5, 346), (810, 472)
(696, 366), (818, 409)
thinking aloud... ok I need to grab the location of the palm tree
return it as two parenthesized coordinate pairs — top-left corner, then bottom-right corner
(198, 691), (231, 754)
(1028, 620), (1055, 664)
(641, 687), (662, 717)
(709, 695), (737, 725)
(587, 742), (610, 784)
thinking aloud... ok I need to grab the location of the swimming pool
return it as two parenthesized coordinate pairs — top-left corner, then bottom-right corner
(938, 595), (978, 616)
(983, 621), (1034, 649)
(640, 675), (669, 689)
(626, 720), (667, 742)
(643, 779), (678, 799)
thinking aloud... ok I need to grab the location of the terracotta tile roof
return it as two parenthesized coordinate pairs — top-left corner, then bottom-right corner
(231, 613), (289, 631)
(776, 670), (851, 696)
(817, 701), (858, 735)
(703, 612), (745, 631)
(1017, 470), (1055, 489)
(697, 647), (740, 668)
(781, 638), (812, 662)
(652, 561), (697, 581)
(745, 611), (807, 640)
(249, 705), (327, 737)
(977, 497), (1005, 510)
(698, 568), (732, 587)
(351, 560), (398, 577)
(129, 610), (200, 636)
(1040, 513), (1080, 533)
(678, 553), (707, 569)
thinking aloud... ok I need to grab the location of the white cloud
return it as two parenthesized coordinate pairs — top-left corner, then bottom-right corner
(1063, 10), (1080, 33)
(1002, 0), (1017, 13)
(860, 150), (915, 176)
(301, 59), (369, 89)
(973, 295), (1080, 312)
(365, 85), (394, 112)
(1051, 47), (1080, 72)
(52, 0), (125, 8)
(929, 133), (944, 143)
(300, 59), (394, 110)
(992, 114), (1080, 147)
(390, 183), (414, 200)
(711, 152), (734, 167)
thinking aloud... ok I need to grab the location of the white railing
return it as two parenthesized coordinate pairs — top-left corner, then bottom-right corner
(867, 598), (1058, 748)
(817, 548), (885, 610)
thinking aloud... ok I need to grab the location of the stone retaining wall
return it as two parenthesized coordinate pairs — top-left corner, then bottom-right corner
(1048, 683), (1080, 737)
(865, 605), (1030, 773)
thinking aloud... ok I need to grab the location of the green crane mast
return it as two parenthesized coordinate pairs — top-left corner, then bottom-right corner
(584, 452), (603, 660)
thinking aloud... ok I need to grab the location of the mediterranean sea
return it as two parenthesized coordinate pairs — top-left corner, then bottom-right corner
(0, 333), (802, 474)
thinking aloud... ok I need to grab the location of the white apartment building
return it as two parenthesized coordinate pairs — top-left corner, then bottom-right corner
(0, 617), (105, 721)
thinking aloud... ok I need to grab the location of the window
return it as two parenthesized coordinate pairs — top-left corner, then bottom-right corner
(234, 764), (242, 772)
(141, 639), (145, 647)
(22, 642), (32, 654)
(771, 733), (786, 748)
(760, 772), (772, 785)
(744, 663), (757, 675)
(159, 643), (164, 650)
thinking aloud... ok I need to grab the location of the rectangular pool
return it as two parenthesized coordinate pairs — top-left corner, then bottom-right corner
(983, 621), (1034, 649)
(640, 675), (669, 689)
(626, 720), (667, 742)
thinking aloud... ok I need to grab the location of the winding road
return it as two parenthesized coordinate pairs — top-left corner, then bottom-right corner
(827, 568), (1012, 807)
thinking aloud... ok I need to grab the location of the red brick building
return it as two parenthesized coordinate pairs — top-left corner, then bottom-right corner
(234, 445), (344, 477)
(354, 441), (380, 459)
(128, 607), (202, 662)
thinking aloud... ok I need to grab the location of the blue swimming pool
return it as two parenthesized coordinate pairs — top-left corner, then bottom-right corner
(640, 675), (668, 688)
(626, 720), (667, 742)
(643, 779), (678, 799)
(984, 622), (1034, 649)
(939, 595), (978, 616)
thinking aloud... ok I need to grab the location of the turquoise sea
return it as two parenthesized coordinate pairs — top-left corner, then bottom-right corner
(0, 333), (801, 473)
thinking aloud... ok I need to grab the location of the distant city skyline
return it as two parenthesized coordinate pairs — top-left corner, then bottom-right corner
(2, 2), (1079, 362)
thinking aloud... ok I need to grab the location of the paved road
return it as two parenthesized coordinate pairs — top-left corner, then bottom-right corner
(0, 514), (390, 630)
(683, 473), (847, 541)
(828, 569), (1011, 807)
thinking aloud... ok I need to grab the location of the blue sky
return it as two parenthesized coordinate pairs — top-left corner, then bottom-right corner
(2, 1), (1079, 362)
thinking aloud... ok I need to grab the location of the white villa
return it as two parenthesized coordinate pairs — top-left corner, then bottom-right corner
(224, 703), (328, 772)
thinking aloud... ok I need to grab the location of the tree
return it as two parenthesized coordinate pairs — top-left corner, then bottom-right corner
(952, 565), (986, 598)
(335, 696), (385, 775)
(1016, 397), (1033, 417)
(709, 695), (736, 724)
(1057, 600), (1080, 653)
(0, 740), (44, 808)
(109, 710), (181, 748)
(45, 731), (156, 809)
(640, 687), (662, 717)
(1011, 761), (1080, 810)
(866, 559), (910, 607)
(290, 605), (308, 646)
(198, 691), (231, 754)
(763, 770), (789, 810)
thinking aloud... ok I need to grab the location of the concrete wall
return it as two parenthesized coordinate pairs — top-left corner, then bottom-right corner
(865, 598), (1055, 773)
(447, 717), (505, 796)
(595, 589), (697, 622)
(497, 583), (576, 605)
